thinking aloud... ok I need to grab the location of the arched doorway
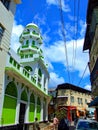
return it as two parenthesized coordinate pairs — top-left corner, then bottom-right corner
(29, 93), (35, 122)
(2, 81), (17, 125)
(36, 97), (41, 120)
(19, 90), (28, 124)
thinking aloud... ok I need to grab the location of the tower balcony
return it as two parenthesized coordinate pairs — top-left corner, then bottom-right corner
(19, 33), (42, 44)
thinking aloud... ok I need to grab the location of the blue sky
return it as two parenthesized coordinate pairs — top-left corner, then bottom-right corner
(11, 0), (91, 90)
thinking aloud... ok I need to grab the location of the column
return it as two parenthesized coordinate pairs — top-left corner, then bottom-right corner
(34, 94), (37, 118)
(15, 87), (21, 124)
(45, 78), (49, 94)
(35, 68), (38, 85)
(40, 98), (44, 121)
(25, 93), (30, 123)
(45, 102), (48, 121)
(41, 74), (44, 90)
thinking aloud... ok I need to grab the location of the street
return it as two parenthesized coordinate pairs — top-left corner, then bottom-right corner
(69, 126), (75, 130)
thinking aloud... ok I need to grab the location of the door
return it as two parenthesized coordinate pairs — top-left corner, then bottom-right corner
(18, 103), (26, 130)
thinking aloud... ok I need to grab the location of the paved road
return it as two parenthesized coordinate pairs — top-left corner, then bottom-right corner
(69, 126), (75, 130)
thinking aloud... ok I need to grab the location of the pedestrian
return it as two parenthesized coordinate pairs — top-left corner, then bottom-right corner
(33, 117), (40, 130)
(58, 115), (69, 130)
(53, 114), (59, 130)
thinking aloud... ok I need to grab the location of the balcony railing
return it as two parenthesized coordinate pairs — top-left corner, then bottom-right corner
(90, 57), (98, 85)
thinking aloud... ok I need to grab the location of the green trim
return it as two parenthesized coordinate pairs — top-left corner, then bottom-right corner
(23, 32), (30, 35)
(26, 25), (38, 29)
(32, 40), (35, 45)
(5, 67), (50, 97)
(32, 31), (39, 36)
(22, 45), (29, 48)
(9, 57), (13, 64)
(31, 45), (38, 49)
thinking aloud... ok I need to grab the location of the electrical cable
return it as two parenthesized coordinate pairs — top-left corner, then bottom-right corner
(72, 0), (80, 84)
(58, 0), (71, 83)
(77, 63), (88, 86)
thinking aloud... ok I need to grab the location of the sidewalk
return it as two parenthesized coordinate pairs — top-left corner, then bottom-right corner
(40, 122), (54, 130)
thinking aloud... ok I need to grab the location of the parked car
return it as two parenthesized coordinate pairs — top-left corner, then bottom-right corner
(75, 119), (98, 130)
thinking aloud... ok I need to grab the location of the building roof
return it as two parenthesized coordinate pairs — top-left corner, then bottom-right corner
(83, 0), (98, 51)
(56, 83), (91, 94)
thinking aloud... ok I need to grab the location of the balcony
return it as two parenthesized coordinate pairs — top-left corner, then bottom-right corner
(90, 57), (98, 85)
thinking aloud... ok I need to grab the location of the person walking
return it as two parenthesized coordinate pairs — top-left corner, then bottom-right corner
(58, 115), (69, 130)
(33, 117), (40, 130)
(53, 114), (59, 130)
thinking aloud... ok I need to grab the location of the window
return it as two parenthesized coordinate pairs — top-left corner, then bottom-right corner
(61, 90), (65, 95)
(85, 99), (87, 104)
(71, 96), (74, 103)
(0, 24), (4, 43)
(1, 0), (10, 10)
(78, 98), (83, 104)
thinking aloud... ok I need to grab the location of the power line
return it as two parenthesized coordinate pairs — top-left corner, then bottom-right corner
(77, 63), (88, 86)
(71, 0), (80, 84)
(58, 0), (71, 83)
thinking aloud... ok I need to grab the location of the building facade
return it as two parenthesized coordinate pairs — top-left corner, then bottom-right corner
(83, 0), (98, 120)
(55, 83), (91, 121)
(0, 1), (50, 129)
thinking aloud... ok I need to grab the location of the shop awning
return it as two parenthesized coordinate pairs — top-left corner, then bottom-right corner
(89, 97), (98, 107)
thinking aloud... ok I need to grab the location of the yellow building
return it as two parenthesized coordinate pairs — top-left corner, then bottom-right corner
(83, 0), (98, 120)
(55, 83), (91, 121)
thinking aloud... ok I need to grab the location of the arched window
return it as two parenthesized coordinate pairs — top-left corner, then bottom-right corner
(38, 68), (42, 77)
(29, 93), (35, 122)
(5, 81), (17, 97)
(21, 90), (28, 101)
(24, 66), (32, 72)
(30, 93), (35, 103)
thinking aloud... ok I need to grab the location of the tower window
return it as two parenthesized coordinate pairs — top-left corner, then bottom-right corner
(1, 0), (10, 10)
(0, 24), (4, 43)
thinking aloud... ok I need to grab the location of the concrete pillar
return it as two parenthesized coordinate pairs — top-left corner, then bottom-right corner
(40, 97), (44, 121)
(15, 87), (21, 124)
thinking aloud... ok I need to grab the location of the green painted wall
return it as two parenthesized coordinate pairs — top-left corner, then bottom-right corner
(29, 103), (35, 122)
(36, 105), (41, 120)
(2, 95), (17, 125)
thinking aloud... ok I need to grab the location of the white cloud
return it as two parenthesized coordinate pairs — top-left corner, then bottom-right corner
(11, 21), (24, 52)
(42, 38), (90, 78)
(46, 0), (70, 12)
(84, 84), (91, 91)
(33, 14), (46, 26)
(49, 72), (65, 88)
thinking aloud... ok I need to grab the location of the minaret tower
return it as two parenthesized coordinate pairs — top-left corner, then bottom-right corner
(17, 23), (44, 64)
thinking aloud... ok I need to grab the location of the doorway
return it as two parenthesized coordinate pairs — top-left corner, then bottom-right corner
(18, 103), (26, 130)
